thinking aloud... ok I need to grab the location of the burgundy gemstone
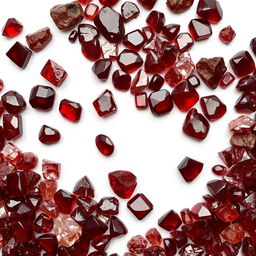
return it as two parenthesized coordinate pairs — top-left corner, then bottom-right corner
(137, 0), (156, 10)
(144, 246), (166, 256)
(229, 115), (256, 134)
(158, 210), (182, 232)
(148, 89), (173, 116)
(127, 235), (148, 254)
(220, 72), (235, 88)
(2, 18), (23, 38)
(180, 208), (193, 225)
(197, 0), (223, 23)
(171, 81), (199, 112)
(108, 170), (137, 199)
(82, 38), (102, 61)
(39, 125), (61, 145)
(167, 0), (194, 13)
(35, 213), (54, 233)
(6, 42), (32, 69)
(135, 92), (148, 110)
(7, 171), (27, 197)
(94, 7), (125, 43)
(29, 85), (55, 111)
(93, 89), (117, 117)
(144, 51), (164, 74)
(178, 157), (203, 182)
(187, 75), (200, 88)
(236, 75), (256, 92)
(54, 189), (77, 214)
(219, 26), (236, 44)
(123, 30), (145, 51)
(171, 230), (187, 248)
(42, 159), (60, 180)
(164, 238), (177, 256)
(59, 99), (82, 122)
(97, 197), (119, 215)
(112, 70), (131, 91)
(191, 202), (211, 220)
(0, 127), (5, 151)
(78, 24), (99, 43)
(162, 24), (180, 41)
(121, 2), (140, 22)
(85, 3), (99, 20)
(3, 114), (23, 140)
(183, 108), (210, 140)
(95, 134), (114, 156)
(37, 234), (58, 253)
(142, 26), (155, 42)
(235, 92), (256, 113)
(127, 193), (153, 220)
(1, 91), (26, 114)
(99, 0), (119, 6)
(251, 37), (256, 56)
(179, 244), (204, 256)
(92, 59), (112, 80)
(175, 33), (194, 52)
(117, 49), (143, 73)
(212, 164), (227, 176)
(91, 235), (112, 252)
(73, 175), (95, 198)
(148, 74), (164, 91)
(40, 179), (57, 201)
(146, 11), (165, 33)
(131, 69), (148, 94)
(165, 67), (183, 88)
(109, 216), (128, 237)
(207, 179), (227, 200)
(230, 51), (255, 77)
(159, 46), (178, 69)
(188, 19), (212, 41)
(17, 152), (38, 170)
(69, 30), (78, 43)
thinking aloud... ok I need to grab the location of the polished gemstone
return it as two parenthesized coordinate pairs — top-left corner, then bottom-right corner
(131, 69), (148, 94)
(7, 171), (27, 197)
(37, 234), (58, 253)
(145, 51), (164, 74)
(162, 24), (180, 41)
(159, 45), (178, 69)
(135, 92), (148, 110)
(146, 228), (162, 246)
(187, 75), (200, 88)
(1, 142), (22, 163)
(127, 235), (148, 254)
(81, 38), (102, 61)
(235, 92), (256, 113)
(180, 208), (193, 225)
(73, 175), (95, 198)
(123, 30), (145, 51)
(137, 0), (156, 9)
(78, 23), (99, 43)
(148, 74), (164, 91)
(39, 179), (57, 201)
(191, 202), (211, 220)
(92, 59), (112, 80)
(179, 244), (204, 256)
(251, 37), (256, 56)
(112, 70), (131, 91)
(2, 18), (23, 38)
(142, 26), (155, 42)
(175, 52), (195, 79)
(207, 179), (227, 199)
(167, 0), (194, 13)
(54, 189), (77, 214)
(171, 230), (187, 248)
(197, 0), (223, 23)
(3, 114), (23, 140)
(219, 26), (236, 44)
(216, 203), (239, 223)
(1, 91), (26, 114)
(91, 235), (112, 251)
(97, 197), (119, 215)
(220, 72), (235, 88)
(96, 134), (114, 156)
(59, 99), (82, 122)
(85, 3), (99, 20)
(189, 18), (212, 41)
(163, 238), (177, 256)
(229, 115), (255, 134)
(146, 11), (165, 33)
(39, 200), (59, 219)
(101, 42), (118, 59)
(175, 33), (194, 52)
(221, 223), (245, 244)
(42, 159), (60, 180)
(109, 216), (128, 237)
(158, 210), (182, 232)
(236, 75), (256, 92)
(39, 125), (61, 145)
(121, 2), (140, 22)
(99, 0), (119, 6)
(212, 165), (227, 176)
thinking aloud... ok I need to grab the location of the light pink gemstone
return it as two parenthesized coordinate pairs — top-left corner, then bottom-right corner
(39, 200), (59, 219)
(54, 213), (82, 247)
(0, 200), (7, 219)
(228, 115), (256, 134)
(175, 52), (195, 79)
(101, 42), (118, 59)
(42, 159), (61, 180)
(1, 142), (22, 163)
(221, 223), (245, 244)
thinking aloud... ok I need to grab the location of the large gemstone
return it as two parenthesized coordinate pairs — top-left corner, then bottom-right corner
(188, 19), (212, 41)
(146, 11), (165, 33)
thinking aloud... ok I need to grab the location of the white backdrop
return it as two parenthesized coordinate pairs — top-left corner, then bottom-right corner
(1, 0), (256, 254)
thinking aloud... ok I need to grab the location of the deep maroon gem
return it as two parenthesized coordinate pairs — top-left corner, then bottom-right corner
(37, 234), (58, 253)
(137, 0), (156, 10)
(99, 0), (119, 6)
(146, 11), (165, 33)
(112, 70), (131, 91)
(121, 2), (140, 22)
(236, 75), (256, 92)
(159, 46), (178, 69)
(135, 92), (148, 110)
(145, 51), (164, 74)
(191, 202), (211, 220)
(96, 134), (114, 156)
(148, 74), (164, 91)
(219, 26), (236, 44)
(6, 42), (32, 69)
(158, 210), (182, 232)
(165, 67), (183, 88)
(39, 125), (61, 145)
(123, 30), (145, 51)
(0, 127), (5, 151)
(162, 24), (180, 41)
(85, 3), (99, 20)
(223, 241), (241, 256)
(91, 235), (112, 251)
(1, 91), (26, 114)
(171, 230), (187, 248)
(35, 213), (54, 233)
(175, 33), (194, 52)
(29, 85), (55, 111)
(251, 38), (256, 56)
(3, 114), (23, 140)
(92, 59), (112, 80)
(166, 0), (194, 13)
(163, 238), (177, 256)
(220, 72), (235, 88)
(144, 246), (166, 256)
(235, 92), (256, 113)
(187, 75), (200, 88)
(59, 99), (82, 122)
(180, 208), (193, 225)
(81, 38), (101, 61)
(97, 197), (119, 215)
(197, 0), (223, 23)
(54, 189), (77, 214)
(109, 216), (128, 237)
(207, 179), (228, 200)
(2, 18), (23, 38)
(17, 152), (38, 170)
(73, 175), (95, 198)
(142, 26), (155, 42)
(69, 30), (78, 43)
(7, 171), (27, 197)
(131, 69), (148, 94)
(188, 19), (212, 41)
(212, 164), (227, 176)
(78, 24), (99, 43)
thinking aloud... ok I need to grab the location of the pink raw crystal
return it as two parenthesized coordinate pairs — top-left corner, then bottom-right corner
(101, 42), (118, 59)
(175, 52), (195, 79)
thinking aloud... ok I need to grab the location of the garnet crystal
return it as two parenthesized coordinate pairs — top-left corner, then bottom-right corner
(3, 114), (23, 140)
(59, 99), (82, 122)
(92, 59), (112, 80)
(167, 0), (194, 13)
(2, 18), (23, 38)
(158, 210), (182, 232)
(219, 26), (236, 44)
(39, 125), (61, 145)
(188, 19), (212, 41)
(1, 91), (26, 114)
(112, 70), (131, 91)
(121, 2), (140, 22)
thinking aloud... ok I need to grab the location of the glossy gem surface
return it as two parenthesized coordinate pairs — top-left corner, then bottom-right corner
(131, 69), (148, 95)
(166, 0), (194, 13)
(175, 33), (194, 52)
(112, 70), (131, 91)
(121, 1), (140, 22)
(39, 125), (61, 145)
(92, 59), (112, 80)
(54, 189), (77, 214)
(158, 210), (182, 232)
(1, 91), (26, 114)
(123, 30), (145, 51)
(219, 26), (236, 44)
(188, 19), (212, 41)
(85, 3), (99, 20)
(135, 92), (148, 110)
(146, 11), (165, 33)
(59, 99), (82, 122)
(95, 134), (114, 156)
(2, 18), (23, 38)
(3, 114), (23, 140)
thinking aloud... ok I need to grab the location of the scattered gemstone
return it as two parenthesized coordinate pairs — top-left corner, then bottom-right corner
(42, 159), (60, 180)
(159, 45), (178, 69)
(135, 92), (148, 110)
(131, 69), (148, 95)
(69, 30), (78, 43)
(34, 213), (54, 233)
(158, 210), (182, 232)
(101, 42), (118, 59)
(220, 72), (235, 88)
(128, 235), (148, 254)
(17, 152), (38, 170)
(235, 92), (256, 113)
(82, 38), (102, 61)
(166, 0), (194, 13)
(85, 3), (99, 20)
(165, 67), (183, 87)
(146, 11), (165, 33)
(1, 91), (26, 114)
(39, 179), (58, 201)
(121, 1), (140, 22)
(197, 0), (223, 23)
(145, 228), (162, 246)
(92, 59), (112, 80)
(191, 202), (211, 220)
(162, 24), (180, 41)
(59, 99), (82, 122)
(212, 164), (227, 176)
(187, 75), (200, 88)
(144, 246), (166, 256)
(3, 114), (23, 141)
(78, 23), (99, 43)
(137, 0), (157, 10)
(2, 18), (23, 38)
(236, 75), (256, 92)
(112, 70), (131, 91)
(148, 74), (164, 91)
(142, 26), (155, 42)
(54, 189), (77, 214)
(219, 26), (236, 44)
(221, 223), (245, 244)
(175, 33), (194, 52)
(164, 238), (177, 256)
(39, 125), (61, 145)
(95, 134), (114, 156)
(73, 175), (95, 198)
(145, 51), (164, 74)
(251, 37), (256, 56)
(99, 0), (119, 6)
(188, 19), (212, 41)
(97, 197), (119, 215)
(123, 29), (145, 51)
(229, 115), (255, 134)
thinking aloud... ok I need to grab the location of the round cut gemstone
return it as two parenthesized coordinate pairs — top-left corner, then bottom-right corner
(212, 165), (227, 176)
(1, 91), (26, 114)
(95, 134), (114, 156)
(59, 99), (82, 122)
(39, 125), (61, 145)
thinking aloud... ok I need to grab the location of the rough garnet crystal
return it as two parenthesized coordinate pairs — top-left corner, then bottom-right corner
(39, 125), (61, 145)
(35, 213), (54, 233)
(219, 26), (236, 44)
(109, 216), (128, 237)
(95, 134), (114, 156)
(54, 189), (77, 214)
(37, 234), (58, 253)
(167, 0), (194, 13)
(148, 89), (173, 116)
(220, 72), (235, 88)
(162, 24), (180, 41)
(188, 19), (212, 41)
(187, 75), (200, 88)
(73, 175), (95, 198)
(196, 0), (223, 23)
(127, 193), (153, 220)
(59, 99), (82, 122)
(229, 115), (255, 134)
(235, 92), (256, 113)
(117, 49), (143, 73)
(131, 69), (148, 95)
(50, 1), (84, 30)
(165, 67), (183, 88)
(221, 223), (245, 244)
(135, 92), (148, 110)
(93, 89), (117, 117)
(108, 170), (137, 199)
(29, 85), (55, 111)
(17, 152), (38, 170)
(1, 142), (22, 163)
(158, 210), (182, 232)
(101, 42), (118, 59)
(178, 157), (203, 182)
(26, 27), (52, 52)
(215, 203), (239, 222)
(146, 228), (162, 246)
(40, 200), (59, 218)
(144, 51), (164, 74)
(82, 38), (102, 61)
(191, 202), (211, 220)
(171, 81), (199, 112)
(159, 45), (178, 69)
(3, 114), (23, 140)
(236, 75), (256, 92)
(69, 30), (78, 43)
(163, 239), (177, 255)
(6, 42), (32, 69)
(42, 159), (60, 180)
(94, 7), (125, 43)
(180, 208), (193, 225)
(121, 2), (140, 22)
(112, 70), (131, 91)
(148, 75), (164, 91)
(175, 33), (194, 52)
(200, 95), (226, 121)
(99, 0), (119, 6)
(128, 235), (148, 254)
(179, 244), (204, 256)
(92, 59), (112, 80)
(40, 179), (57, 201)
(146, 11), (165, 33)
(142, 26), (154, 42)
(78, 23), (99, 43)
(2, 18), (23, 38)
(85, 3), (99, 20)
(230, 51), (255, 77)
(183, 108), (210, 140)
(1, 91), (26, 114)
(97, 196), (119, 216)
(123, 30), (145, 51)
(230, 132), (256, 148)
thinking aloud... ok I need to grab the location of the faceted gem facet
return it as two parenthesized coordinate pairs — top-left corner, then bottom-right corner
(235, 92), (256, 113)
(34, 213), (54, 233)
(97, 197), (119, 215)
(109, 216), (128, 237)
(146, 11), (165, 33)
(85, 3), (99, 20)
(158, 210), (182, 232)
(92, 59), (112, 80)
(191, 202), (211, 220)
(121, 2), (140, 22)
(54, 189), (77, 214)
(101, 42), (118, 60)
(158, 45), (178, 69)
(166, 0), (194, 13)
(73, 176), (95, 198)
(112, 70), (131, 91)
(135, 92), (148, 110)
(3, 114), (23, 140)
(220, 72), (235, 88)
(82, 38), (102, 61)
(39, 125), (61, 145)
(39, 179), (57, 201)
(42, 159), (60, 180)
(123, 30), (145, 51)
(59, 99), (82, 122)
(175, 33), (194, 52)
(2, 18), (23, 38)
(130, 69), (148, 95)
(221, 223), (245, 244)
(78, 23), (99, 43)
(17, 152), (38, 170)
(95, 134), (114, 156)
(219, 26), (236, 44)
(1, 91), (26, 114)
(145, 228), (162, 246)
(229, 115), (255, 134)
(188, 18), (212, 41)
(37, 234), (58, 253)
(148, 75), (164, 91)
(236, 75), (256, 92)
(69, 30), (78, 43)
(165, 67), (183, 88)
(162, 24), (180, 41)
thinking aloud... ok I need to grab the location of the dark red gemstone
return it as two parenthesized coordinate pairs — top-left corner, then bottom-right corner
(127, 193), (153, 220)
(99, 0), (119, 6)
(135, 92), (148, 110)
(112, 69), (131, 91)
(191, 202), (211, 220)
(69, 30), (78, 43)
(93, 89), (117, 117)
(35, 213), (54, 233)
(235, 92), (256, 113)
(188, 19), (212, 41)
(236, 75), (256, 92)
(146, 11), (165, 33)
(92, 59), (112, 80)
(163, 239), (177, 256)
(144, 246), (166, 256)
(175, 33), (194, 52)
(131, 69), (148, 94)
(148, 75), (164, 91)
(123, 30), (145, 51)
(82, 38), (102, 61)
(171, 81), (199, 112)
(229, 115), (256, 134)
(142, 26), (155, 42)
(187, 75), (200, 88)
(85, 3), (99, 20)
(165, 67), (183, 88)
(178, 157), (203, 182)
(167, 0), (194, 13)
(220, 72), (235, 88)
(39, 125), (61, 145)
(158, 46), (178, 69)
(158, 210), (182, 232)
(144, 51), (164, 74)
(223, 241), (241, 256)
(145, 228), (162, 247)
(37, 234), (58, 253)
(29, 85), (55, 111)
(17, 152), (38, 170)
(207, 179), (228, 199)
(0, 126), (5, 150)
(7, 171), (27, 197)
(3, 114), (23, 140)
(1, 91), (26, 114)
(180, 208), (193, 225)
(78, 24), (99, 43)
(101, 42), (118, 60)
(148, 89), (173, 116)
(91, 235), (112, 252)
(121, 2), (140, 22)
(162, 24), (180, 41)
(179, 244), (204, 256)
(108, 170), (137, 199)
(59, 99), (82, 122)
(200, 95), (227, 121)
(6, 42), (32, 69)
(197, 0), (223, 23)
(117, 49), (143, 73)
(230, 51), (255, 77)
(109, 216), (128, 237)
(171, 230), (187, 248)
(137, 0), (156, 10)
(94, 7), (125, 43)
(95, 134), (114, 156)
(212, 164), (227, 176)
(97, 196), (119, 215)
(73, 175), (95, 198)
(219, 26), (236, 44)
(54, 189), (77, 214)
(2, 18), (23, 38)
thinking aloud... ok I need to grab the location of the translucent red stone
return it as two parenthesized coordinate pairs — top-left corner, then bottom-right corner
(54, 189), (77, 214)
(162, 24), (180, 41)
(145, 51), (164, 74)
(166, 0), (194, 13)
(221, 223), (245, 244)
(187, 75), (200, 88)
(82, 38), (102, 61)
(165, 67), (183, 88)
(3, 114), (23, 140)
(108, 170), (137, 199)
(164, 238), (177, 256)
(85, 3), (99, 20)
(17, 152), (38, 170)
(236, 75), (256, 92)
(145, 228), (162, 246)
(229, 115), (255, 134)
(2, 18), (23, 38)
(128, 235), (148, 254)
(171, 230), (187, 248)
(42, 159), (60, 180)
(93, 89), (117, 117)
(137, 0), (156, 10)
(78, 23), (99, 43)
(131, 69), (148, 94)
(158, 210), (182, 232)
(220, 72), (235, 88)
(188, 19), (212, 41)
(212, 164), (227, 176)
(123, 30), (145, 51)
(121, 2), (140, 22)
(219, 26), (236, 44)
(95, 134), (114, 156)
(109, 216), (128, 237)
(148, 75), (164, 91)
(39, 125), (61, 145)
(73, 175), (95, 198)
(69, 30), (78, 43)
(92, 59), (112, 80)
(146, 11), (165, 33)
(251, 37), (256, 56)
(175, 33), (194, 52)
(179, 244), (204, 256)
(142, 26), (154, 42)
(180, 208), (193, 225)
(35, 213), (54, 233)
(39, 179), (57, 201)
(97, 196), (119, 216)
(59, 99), (82, 122)
(235, 92), (256, 113)
(159, 45), (178, 69)
(112, 70), (131, 91)
(191, 202), (211, 220)
(37, 234), (58, 253)
(1, 91), (26, 114)
(135, 92), (148, 110)
(99, 0), (119, 6)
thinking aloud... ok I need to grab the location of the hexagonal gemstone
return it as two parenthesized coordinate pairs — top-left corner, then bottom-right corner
(196, 57), (227, 89)
(39, 125), (61, 145)
(35, 213), (54, 233)
(108, 170), (137, 199)
(59, 99), (82, 122)
(37, 234), (58, 253)
(85, 3), (99, 20)
(97, 196), (119, 215)
(127, 235), (148, 254)
(127, 193), (153, 220)
(92, 59), (112, 80)
(162, 24), (180, 41)
(78, 23), (99, 43)
(17, 152), (38, 170)
(230, 51), (255, 77)
(101, 42), (118, 59)
(159, 45), (178, 69)
(188, 19), (212, 41)
(148, 89), (173, 116)
(179, 244), (204, 256)
(145, 228), (162, 246)
(2, 18), (23, 38)
(148, 75), (164, 91)
(95, 134), (114, 156)
(121, 1), (140, 22)
(93, 89), (117, 117)
(200, 95), (226, 121)
(123, 30), (145, 51)
(112, 69), (131, 91)
(6, 42), (32, 69)
(146, 11), (165, 33)
(220, 72), (235, 88)
(235, 92), (256, 113)
(158, 210), (182, 232)
(29, 85), (55, 111)
(42, 159), (60, 180)
(197, 0), (223, 23)
(135, 92), (148, 110)
(183, 108), (210, 140)
(219, 26), (236, 44)
(82, 38), (102, 61)
(73, 175), (95, 198)
(175, 33), (194, 52)
(39, 179), (57, 201)
(131, 69), (148, 94)
(1, 91), (26, 114)
(3, 114), (23, 140)
(54, 189), (77, 214)
(221, 223), (245, 244)
(172, 81), (199, 112)
(236, 75), (256, 92)
(167, 0), (194, 13)
(212, 165), (227, 176)
(117, 49), (143, 73)
(94, 7), (125, 43)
